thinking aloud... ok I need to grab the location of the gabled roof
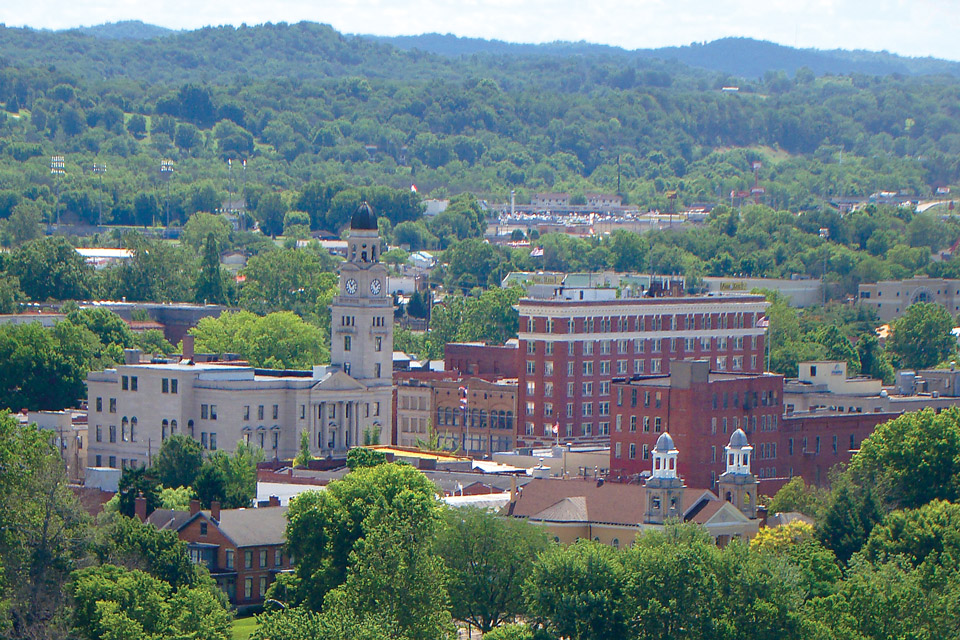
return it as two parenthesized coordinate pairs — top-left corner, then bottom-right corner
(312, 369), (368, 392)
(506, 479), (719, 527)
(151, 506), (289, 548)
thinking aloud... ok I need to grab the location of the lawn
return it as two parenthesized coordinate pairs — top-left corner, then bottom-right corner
(231, 616), (258, 640)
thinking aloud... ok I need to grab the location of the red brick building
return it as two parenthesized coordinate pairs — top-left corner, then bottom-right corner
(517, 292), (769, 447)
(445, 342), (519, 378)
(609, 360), (783, 491)
(146, 500), (291, 610)
(779, 410), (900, 486)
(393, 370), (517, 455)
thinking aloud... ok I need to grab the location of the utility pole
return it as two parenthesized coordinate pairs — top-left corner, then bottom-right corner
(50, 155), (65, 228)
(93, 162), (106, 228)
(819, 227), (830, 305)
(160, 159), (174, 227)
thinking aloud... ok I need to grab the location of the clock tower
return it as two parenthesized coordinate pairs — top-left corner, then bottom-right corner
(329, 202), (394, 441)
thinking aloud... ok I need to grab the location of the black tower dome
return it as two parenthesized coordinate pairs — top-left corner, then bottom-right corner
(351, 201), (378, 230)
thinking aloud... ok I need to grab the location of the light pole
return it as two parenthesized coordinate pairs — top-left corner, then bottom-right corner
(50, 155), (65, 228)
(819, 227), (830, 305)
(240, 158), (247, 231)
(160, 159), (174, 227)
(93, 163), (106, 228)
(460, 385), (469, 456)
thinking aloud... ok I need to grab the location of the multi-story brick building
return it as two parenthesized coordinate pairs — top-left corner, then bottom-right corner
(609, 360), (783, 490)
(517, 290), (769, 447)
(394, 371), (518, 456)
(145, 500), (291, 610)
(444, 342), (519, 378)
(779, 410), (900, 486)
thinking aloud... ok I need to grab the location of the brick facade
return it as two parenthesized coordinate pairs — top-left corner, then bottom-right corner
(517, 294), (769, 447)
(609, 361), (783, 491)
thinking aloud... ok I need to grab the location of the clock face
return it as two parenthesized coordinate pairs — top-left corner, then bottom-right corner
(345, 278), (358, 295)
(370, 279), (382, 296)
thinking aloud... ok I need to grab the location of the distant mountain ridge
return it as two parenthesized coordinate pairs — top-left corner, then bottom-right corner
(68, 20), (176, 40)
(44, 21), (960, 80)
(367, 33), (960, 79)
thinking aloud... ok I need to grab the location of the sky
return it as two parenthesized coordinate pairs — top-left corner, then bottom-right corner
(4, 0), (960, 61)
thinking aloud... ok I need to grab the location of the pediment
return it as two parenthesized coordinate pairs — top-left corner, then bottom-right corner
(311, 370), (368, 392)
(703, 502), (752, 525)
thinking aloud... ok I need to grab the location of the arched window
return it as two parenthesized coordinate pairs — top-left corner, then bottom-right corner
(744, 492), (752, 507)
(170, 419), (178, 435)
(161, 419), (169, 441)
(725, 491), (733, 503)
(188, 420), (194, 438)
(258, 429), (265, 449)
(130, 417), (137, 443)
(121, 417), (129, 442)
(612, 538), (620, 549)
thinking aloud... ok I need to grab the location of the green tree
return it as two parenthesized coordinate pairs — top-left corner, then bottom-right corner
(524, 540), (630, 640)
(0, 411), (89, 640)
(861, 499), (960, 573)
(767, 476), (828, 519)
(345, 447), (387, 470)
(817, 475), (883, 565)
(381, 247), (409, 272)
(7, 236), (92, 301)
(194, 442), (263, 509)
(66, 307), (137, 350)
(886, 302), (955, 369)
(285, 463), (440, 610)
(293, 429), (313, 468)
(92, 515), (201, 589)
(846, 407), (960, 510)
(189, 311), (328, 369)
(4, 201), (43, 246)
(195, 233), (228, 304)
(68, 565), (230, 640)
(436, 507), (548, 633)
(238, 248), (337, 317)
(256, 192), (288, 237)
(117, 466), (161, 519)
(0, 321), (99, 411)
(181, 212), (232, 252)
(0, 275), (25, 314)
(152, 434), (204, 490)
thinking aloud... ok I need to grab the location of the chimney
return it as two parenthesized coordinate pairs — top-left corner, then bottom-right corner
(268, 495), (280, 507)
(210, 500), (221, 522)
(182, 335), (195, 361)
(189, 499), (201, 515)
(123, 348), (142, 364)
(134, 493), (147, 522)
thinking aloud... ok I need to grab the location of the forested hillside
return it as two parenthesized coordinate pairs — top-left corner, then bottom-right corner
(0, 20), (958, 232)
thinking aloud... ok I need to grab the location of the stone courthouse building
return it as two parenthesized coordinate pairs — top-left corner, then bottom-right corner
(86, 203), (394, 468)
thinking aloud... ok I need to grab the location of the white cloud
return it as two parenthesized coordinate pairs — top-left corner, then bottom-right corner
(3, 0), (960, 60)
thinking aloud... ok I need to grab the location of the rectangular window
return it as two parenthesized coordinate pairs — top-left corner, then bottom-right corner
(226, 550), (235, 569)
(131, 376), (138, 391)
(654, 417), (662, 432)
(651, 359), (662, 373)
(583, 361), (594, 375)
(162, 378), (169, 393)
(109, 398), (116, 413)
(201, 404), (209, 419)
(527, 360), (536, 374)
(344, 335), (352, 351)
(258, 405), (264, 420)
(629, 443), (636, 459)
(96, 425), (102, 442)
(243, 406), (250, 421)
(244, 578), (252, 599)
(171, 379), (178, 394)
(599, 361), (610, 375)
(210, 433), (217, 450)
(245, 550), (253, 569)
(544, 361), (554, 376)
(121, 376), (128, 391)
(600, 381), (610, 396)
(300, 405), (306, 419)
(201, 432), (208, 448)
(272, 405), (279, 420)
(630, 416), (638, 432)
(544, 382), (554, 397)
(260, 549), (268, 568)
(643, 416), (650, 432)
(96, 397), (102, 412)
(259, 577), (267, 599)
(210, 405), (217, 420)
(616, 415), (622, 432)
(275, 550), (283, 567)
(109, 425), (116, 443)
(108, 455), (116, 468)
(642, 444), (649, 460)
(832, 435), (838, 454)
(615, 442), (622, 458)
